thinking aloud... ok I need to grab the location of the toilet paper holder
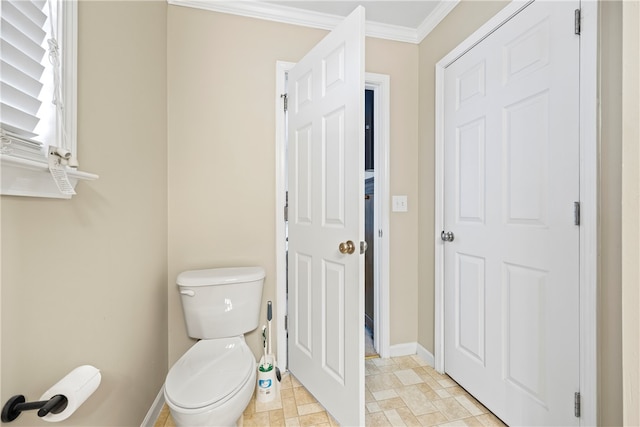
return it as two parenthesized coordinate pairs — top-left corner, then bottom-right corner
(1, 394), (68, 422)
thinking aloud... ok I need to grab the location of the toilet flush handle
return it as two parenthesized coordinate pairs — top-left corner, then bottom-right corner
(180, 290), (195, 297)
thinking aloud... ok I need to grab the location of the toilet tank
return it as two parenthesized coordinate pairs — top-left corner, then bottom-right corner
(177, 267), (265, 339)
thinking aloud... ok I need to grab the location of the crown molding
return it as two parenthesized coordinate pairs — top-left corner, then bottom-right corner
(417, 0), (460, 42)
(168, 0), (457, 44)
(365, 20), (420, 44)
(169, 0), (339, 30)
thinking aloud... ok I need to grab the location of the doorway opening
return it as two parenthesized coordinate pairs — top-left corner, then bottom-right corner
(364, 88), (376, 358)
(275, 62), (391, 370)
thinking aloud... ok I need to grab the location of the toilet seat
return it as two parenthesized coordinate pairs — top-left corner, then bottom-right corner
(165, 337), (254, 410)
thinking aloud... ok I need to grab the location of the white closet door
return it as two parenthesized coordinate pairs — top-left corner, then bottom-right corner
(443, 2), (580, 425)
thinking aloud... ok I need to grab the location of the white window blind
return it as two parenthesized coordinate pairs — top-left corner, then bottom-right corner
(1, 0), (61, 161)
(0, 0), (96, 199)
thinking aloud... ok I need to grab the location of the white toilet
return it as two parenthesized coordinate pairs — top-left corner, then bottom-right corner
(164, 267), (265, 427)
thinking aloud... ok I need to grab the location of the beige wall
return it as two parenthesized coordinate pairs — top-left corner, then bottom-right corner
(0, 2), (168, 426)
(365, 38), (420, 347)
(167, 6), (420, 365)
(416, 0), (509, 355)
(622, 1), (640, 424)
(599, 2), (623, 425)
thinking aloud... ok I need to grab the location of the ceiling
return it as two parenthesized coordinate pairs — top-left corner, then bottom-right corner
(265, 1), (444, 29)
(169, 0), (460, 43)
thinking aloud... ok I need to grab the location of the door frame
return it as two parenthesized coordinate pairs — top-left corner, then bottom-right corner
(433, 1), (598, 426)
(275, 61), (392, 370)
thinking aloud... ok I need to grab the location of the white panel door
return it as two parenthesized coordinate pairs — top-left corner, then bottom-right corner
(443, 2), (580, 425)
(287, 7), (365, 426)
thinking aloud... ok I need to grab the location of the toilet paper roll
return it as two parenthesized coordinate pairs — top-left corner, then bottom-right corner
(39, 365), (101, 422)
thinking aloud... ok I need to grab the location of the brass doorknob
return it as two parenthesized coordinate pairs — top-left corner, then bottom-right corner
(339, 240), (356, 254)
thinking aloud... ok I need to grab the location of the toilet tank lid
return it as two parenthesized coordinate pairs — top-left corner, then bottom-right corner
(177, 266), (265, 287)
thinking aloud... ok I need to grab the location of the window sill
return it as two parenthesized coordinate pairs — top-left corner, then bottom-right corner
(1, 154), (99, 199)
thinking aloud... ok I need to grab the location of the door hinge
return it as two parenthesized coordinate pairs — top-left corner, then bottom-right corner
(281, 93), (288, 112)
(378, 229), (383, 238)
(574, 9), (581, 35)
(574, 201), (580, 226)
(284, 315), (288, 331)
(574, 392), (581, 417)
(284, 191), (289, 222)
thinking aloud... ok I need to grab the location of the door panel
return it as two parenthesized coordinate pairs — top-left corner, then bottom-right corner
(443, 2), (580, 425)
(294, 253), (312, 355)
(456, 118), (485, 223)
(456, 253), (486, 365)
(504, 263), (547, 404)
(287, 7), (365, 426)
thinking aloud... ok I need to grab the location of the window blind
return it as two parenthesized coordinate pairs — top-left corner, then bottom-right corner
(0, 0), (49, 160)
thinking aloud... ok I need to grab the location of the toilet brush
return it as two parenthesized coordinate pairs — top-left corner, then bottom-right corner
(261, 326), (270, 371)
(267, 301), (281, 382)
(257, 324), (275, 402)
(267, 302), (272, 357)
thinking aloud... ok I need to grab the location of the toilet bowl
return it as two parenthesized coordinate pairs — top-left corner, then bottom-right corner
(164, 267), (265, 427)
(164, 337), (256, 426)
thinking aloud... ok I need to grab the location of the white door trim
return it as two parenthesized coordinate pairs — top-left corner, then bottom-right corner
(275, 60), (293, 372)
(275, 62), (392, 368)
(433, 1), (598, 425)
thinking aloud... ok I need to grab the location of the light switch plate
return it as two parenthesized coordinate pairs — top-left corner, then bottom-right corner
(392, 195), (408, 212)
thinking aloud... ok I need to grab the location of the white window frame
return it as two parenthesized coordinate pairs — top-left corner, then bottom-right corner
(1, 0), (97, 199)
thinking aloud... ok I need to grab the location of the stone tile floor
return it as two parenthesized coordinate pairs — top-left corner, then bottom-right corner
(154, 354), (506, 426)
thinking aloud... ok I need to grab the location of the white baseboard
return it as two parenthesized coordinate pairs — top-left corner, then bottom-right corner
(140, 386), (165, 427)
(388, 342), (435, 368)
(416, 343), (435, 367)
(389, 342), (417, 357)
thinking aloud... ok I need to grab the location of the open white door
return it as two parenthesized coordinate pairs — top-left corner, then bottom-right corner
(287, 6), (365, 426)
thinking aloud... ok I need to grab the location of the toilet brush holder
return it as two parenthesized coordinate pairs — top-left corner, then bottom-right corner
(256, 356), (277, 403)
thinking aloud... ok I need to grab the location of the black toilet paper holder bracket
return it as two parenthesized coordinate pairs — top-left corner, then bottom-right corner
(1, 394), (68, 422)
